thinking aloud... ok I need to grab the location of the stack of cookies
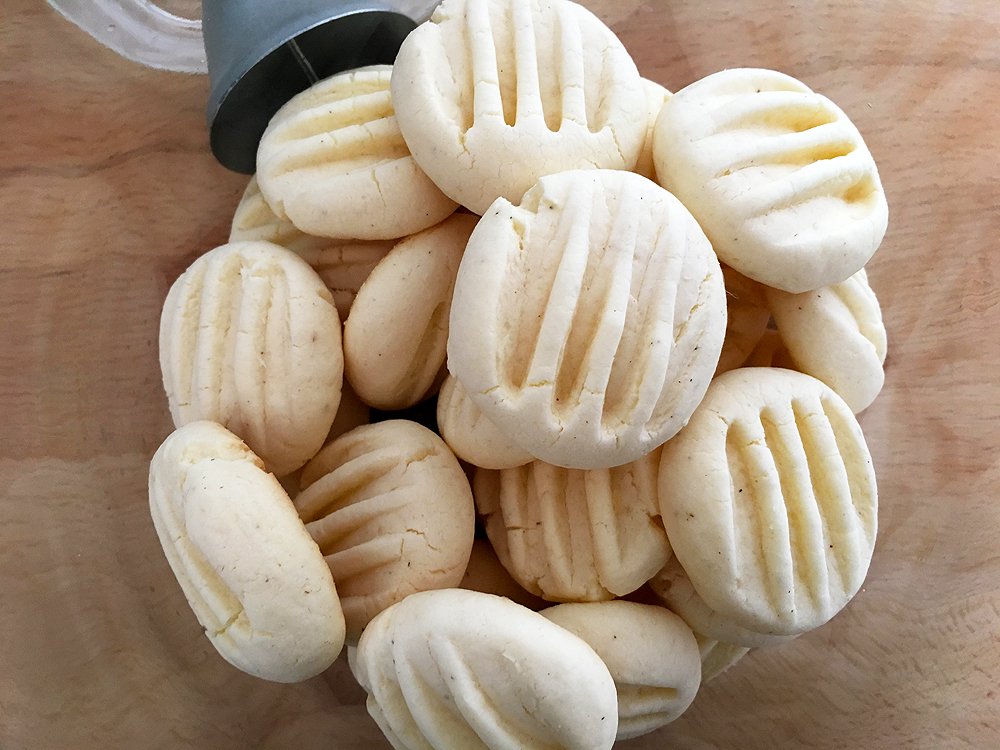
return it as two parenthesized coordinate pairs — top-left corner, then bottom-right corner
(148, 0), (889, 747)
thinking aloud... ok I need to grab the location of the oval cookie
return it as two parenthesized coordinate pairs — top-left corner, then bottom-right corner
(391, 0), (646, 214)
(653, 68), (888, 293)
(541, 601), (701, 740)
(766, 267), (887, 412)
(148, 421), (345, 682)
(448, 169), (727, 469)
(294, 420), (475, 642)
(256, 65), (457, 240)
(344, 213), (477, 410)
(354, 589), (619, 750)
(159, 240), (343, 477)
(474, 447), (671, 602)
(657, 368), (878, 636)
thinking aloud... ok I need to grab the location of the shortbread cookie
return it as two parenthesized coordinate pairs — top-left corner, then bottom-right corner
(460, 538), (547, 610)
(390, 0), (647, 214)
(437, 374), (533, 470)
(448, 169), (727, 469)
(716, 265), (772, 375)
(653, 68), (888, 293)
(634, 78), (672, 182)
(541, 601), (700, 740)
(159, 241), (343, 477)
(256, 65), (458, 240)
(354, 589), (619, 750)
(694, 634), (750, 683)
(648, 557), (797, 648)
(294, 420), (475, 642)
(148, 421), (345, 682)
(474, 448), (671, 602)
(344, 214), (477, 410)
(658, 368), (878, 636)
(766, 267), (887, 413)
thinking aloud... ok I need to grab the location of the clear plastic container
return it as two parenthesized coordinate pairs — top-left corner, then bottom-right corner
(46, 0), (207, 73)
(45, 0), (441, 74)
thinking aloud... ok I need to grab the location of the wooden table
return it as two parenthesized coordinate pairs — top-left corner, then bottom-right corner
(2, 0), (998, 747)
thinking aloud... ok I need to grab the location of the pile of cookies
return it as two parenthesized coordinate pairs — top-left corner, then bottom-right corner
(149, 0), (889, 747)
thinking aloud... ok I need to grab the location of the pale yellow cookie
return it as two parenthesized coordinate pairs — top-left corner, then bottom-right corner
(256, 65), (458, 240)
(694, 634), (750, 683)
(294, 420), (475, 642)
(474, 447), (671, 602)
(716, 265), (772, 375)
(653, 68), (888, 293)
(343, 214), (477, 410)
(159, 241), (343, 477)
(766, 267), (887, 412)
(460, 538), (547, 610)
(354, 589), (619, 750)
(633, 78), (672, 182)
(448, 169), (727, 469)
(648, 557), (797, 648)
(541, 601), (701, 740)
(390, 0), (647, 214)
(436, 373), (533, 470)
(658, 368), (878, 636)
(148, 421), (345, 682)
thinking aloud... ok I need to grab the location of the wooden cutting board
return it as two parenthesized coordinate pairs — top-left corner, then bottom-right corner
(2, 0), (998, 748)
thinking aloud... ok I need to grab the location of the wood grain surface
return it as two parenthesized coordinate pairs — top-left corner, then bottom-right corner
(2, 0), (998, 748)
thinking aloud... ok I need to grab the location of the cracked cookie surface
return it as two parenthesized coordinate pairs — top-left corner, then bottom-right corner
(448, 169), (727, 469)
(148, 421), (345, 682)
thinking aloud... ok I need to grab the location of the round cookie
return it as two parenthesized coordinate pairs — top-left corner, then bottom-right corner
(159, 240), (343, 477)
(766, 267), (887, 413)
(473, 447), (671, 602)
(343, 214), (478, 410)
(633, 78), (672, 182)
(390, 0), (647, 214)
(657, 367), (878, 636)
(354, 589), (619, 750)
(256, 65), (457, 240)
(437, 373), (533, 470)
(448, 169), (727, 469)
(294, 420), (475, 642)
(541, 601), (701, 740)
(648, 557), (798, 649)
(148, 421), (345, 682)
(653, 68), (888, 293)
